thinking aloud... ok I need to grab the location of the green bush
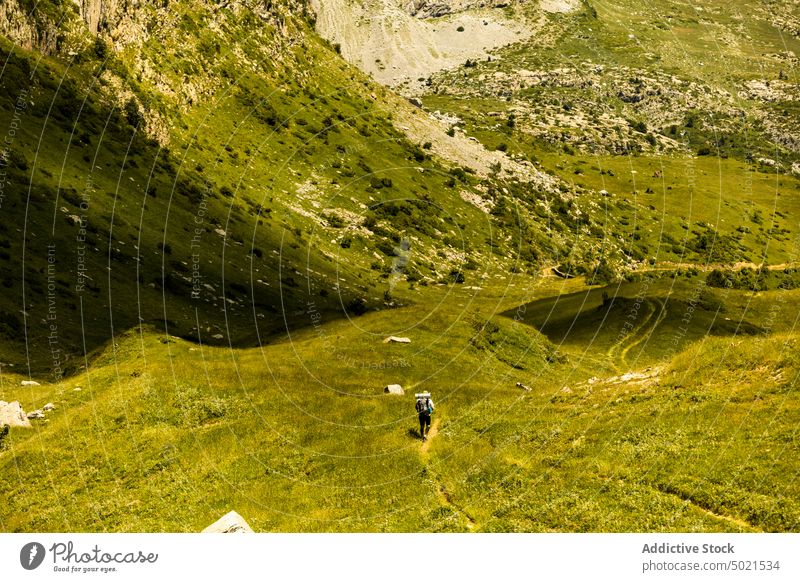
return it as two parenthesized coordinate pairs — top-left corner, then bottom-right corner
(0, 424), (8, 451)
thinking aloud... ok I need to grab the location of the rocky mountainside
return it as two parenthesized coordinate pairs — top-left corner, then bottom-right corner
(309, 0), (532, 90)
(0, 0), (616, 373)
(404, 0), (516, 18)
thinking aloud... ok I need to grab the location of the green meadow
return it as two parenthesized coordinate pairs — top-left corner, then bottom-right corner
(2, 271), (798, 532)
(0, 0), (798, 533)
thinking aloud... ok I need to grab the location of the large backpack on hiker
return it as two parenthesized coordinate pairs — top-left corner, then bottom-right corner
(415, 393), (432, 415)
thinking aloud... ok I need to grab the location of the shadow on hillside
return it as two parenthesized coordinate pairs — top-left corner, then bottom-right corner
(500, 280), (763, 362)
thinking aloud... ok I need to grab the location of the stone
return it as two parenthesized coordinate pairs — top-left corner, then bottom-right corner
(212, 334), (224, 339)
(384, 384), (404, 395)
(21, 380), (40, 386)
(0, 401), (31, 428)
(26, 410), (44, 420)
(43, 403), (55, 411)
(202, 511), (254, 533)
(383, 336), (411, 344)
(408, 97), (423, 108)
(515, 382), (531, 391)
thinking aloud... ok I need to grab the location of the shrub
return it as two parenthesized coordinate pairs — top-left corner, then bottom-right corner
(325, 213), (346, 228)
(449, 269), (465, 284)
(346, 297), (368, 315)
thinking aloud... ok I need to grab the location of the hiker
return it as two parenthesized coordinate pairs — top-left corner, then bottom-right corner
(415, 393), (434, 442)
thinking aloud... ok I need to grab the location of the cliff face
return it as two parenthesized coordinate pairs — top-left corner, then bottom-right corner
(74, 0), (105, 34)
(0, 0), (137, 54)
(1, 0), (305, 54)
(0, 0), (76, 54)
(1, 0), (310, 142)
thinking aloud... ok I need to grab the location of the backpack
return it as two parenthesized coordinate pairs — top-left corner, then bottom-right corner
(416, 397), (432, 415)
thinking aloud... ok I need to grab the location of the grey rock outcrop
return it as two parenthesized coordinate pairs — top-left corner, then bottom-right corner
(406, 0), (513, 18)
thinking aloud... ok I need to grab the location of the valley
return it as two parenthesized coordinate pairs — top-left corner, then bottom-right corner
(0, 0), (798, 533)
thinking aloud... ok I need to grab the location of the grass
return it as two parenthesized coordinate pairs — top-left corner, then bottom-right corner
(1, 272), (798, 532)
(0, 8), (523, 373)
(0, 0), (799, 533)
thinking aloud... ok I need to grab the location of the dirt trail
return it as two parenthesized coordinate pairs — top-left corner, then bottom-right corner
(421, 417), (440, 454)
(419, 417), (477, 529)
(541, 261), (800, 280)
(606, 298), (660, 371)
(649, 261), (800, 272)
(655, 485), (756, 531)
(619, 298), (667, 368)
(435, 481), (477, 530)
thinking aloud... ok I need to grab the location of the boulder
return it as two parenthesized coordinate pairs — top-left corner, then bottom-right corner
(408, 97), (423, 108)
(515, 382), (531, 392)
(383, 336), (411, 344)
(202, 510), (254, 533)
(21, 380), (40, 386)
(0, 401), (31, 428)
(212, 334), (224, 340)
(384, 384), (404, 395)
(26, 410), (44, 420)
(43, 403), (55, 411)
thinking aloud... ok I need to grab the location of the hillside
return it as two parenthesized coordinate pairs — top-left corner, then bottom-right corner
(2, 278), (799, 532)
(0, 0), (798, 533)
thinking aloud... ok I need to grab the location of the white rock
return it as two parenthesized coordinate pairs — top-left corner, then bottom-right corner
(383, 336), (411, 344)
(202, 511), (254, 533)
(212, 334), (224, 340)
(384, 384), (404, 395)
(26, 410), (44, 420)
(21, 380), (40, 386)
(0, 401), (31, 428)
(43, 403), (55, 411)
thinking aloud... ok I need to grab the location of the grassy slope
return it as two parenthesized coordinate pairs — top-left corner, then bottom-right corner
(1, 276), (798, 532)
(0, 1), (534, 374)
(0, 0), (799, 533)
(423, 0), (800, 268)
